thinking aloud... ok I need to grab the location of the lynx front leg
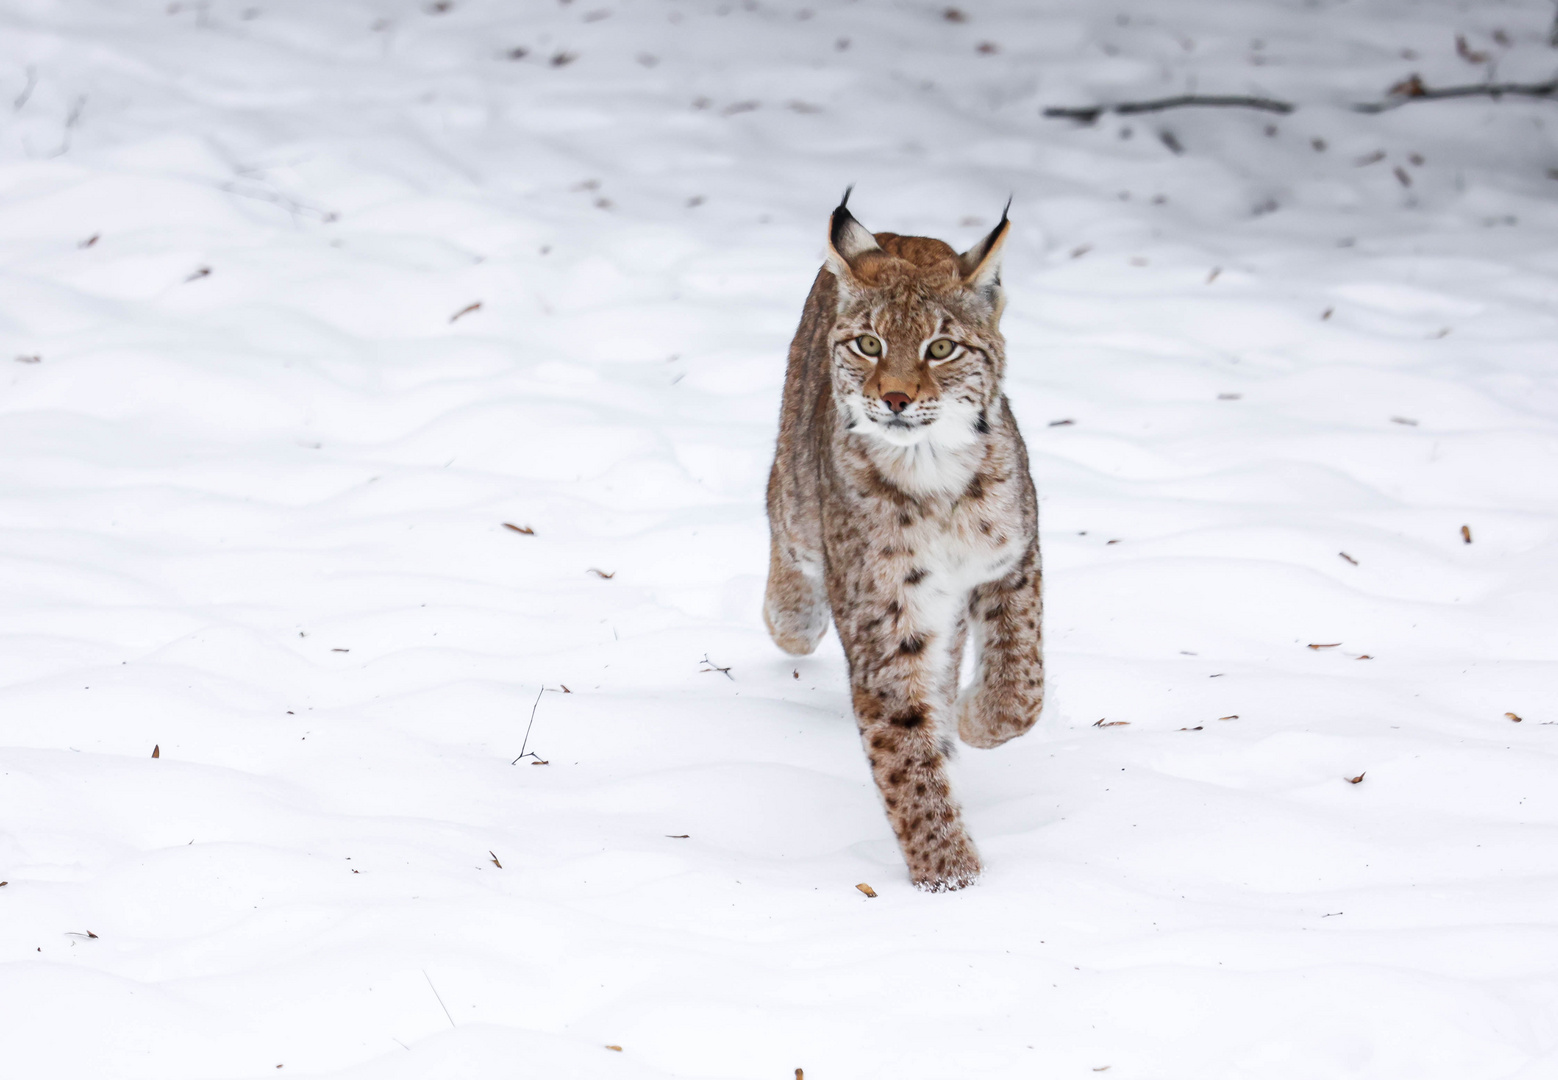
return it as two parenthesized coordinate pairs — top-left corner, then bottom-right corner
(958, 546), (1044, 749)
(763, 536), (830, 656)
(846, 637), (981, 890)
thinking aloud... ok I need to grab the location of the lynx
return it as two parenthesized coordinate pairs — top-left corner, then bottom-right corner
(764, 192), (1043, 892)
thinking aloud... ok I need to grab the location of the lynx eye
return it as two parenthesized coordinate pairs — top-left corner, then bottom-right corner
(926, 338), (956, 361)
(855, 334), (883, 357)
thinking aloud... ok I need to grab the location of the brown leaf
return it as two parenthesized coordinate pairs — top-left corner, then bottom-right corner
(1093, 718), (1129, 727)
(1356, 655), (1372, 660)
(185, 266), (211, 282)
(665, 834), (690, 839)
(489, 851), (502, 869)
(1507, 712), (1523, 723)
(942, 7), (966, 22)
(856, 883), (878, 898)
(1321, 307), (1334, 320)
(1389, 74), (1426, 98)
(1346, 772), (1365, 784)
(796, 1070), (805, 1080)
(604, 1045), (622, 1052)
(151, 744), (160, 758)
(586, 568), (615, 579)
(449, 301), (482, 323)
(1339, 552), (1358, 565)
(502, 523), (535, 535)
(1178, 726), (1203, 731)
(529, 759), (549, 765)
(1455, 34), (1488, 64)
(1218, 715), (1239, 721)
(0, 881), (8, 887)
(1461, 525), (1472, 544)
(1308, 643), (1341, 650)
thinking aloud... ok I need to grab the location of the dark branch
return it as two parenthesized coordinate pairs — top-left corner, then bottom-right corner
(1043, 94), (1294, 123)
(1352, 75), (1558, 113)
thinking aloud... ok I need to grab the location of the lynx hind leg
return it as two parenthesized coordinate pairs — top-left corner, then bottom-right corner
(764, 540), (830, 655)
(957, 553), (1044, 749)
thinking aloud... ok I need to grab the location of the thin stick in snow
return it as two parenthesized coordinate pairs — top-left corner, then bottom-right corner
(1044, 94), (1295, 123)
(512, 686), (551, 764)
(1354, 74), (1558, 113)
(423, 970), (456, 1028)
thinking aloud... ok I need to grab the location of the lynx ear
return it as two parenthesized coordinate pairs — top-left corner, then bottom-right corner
(826, 187), (884, 287)
(959, 200), (1011, 316)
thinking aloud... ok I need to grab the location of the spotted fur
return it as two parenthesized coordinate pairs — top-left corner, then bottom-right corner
(764, 194), (1044, 892)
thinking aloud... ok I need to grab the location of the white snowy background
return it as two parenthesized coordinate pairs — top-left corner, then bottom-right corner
(3, 0), (1557, 1077)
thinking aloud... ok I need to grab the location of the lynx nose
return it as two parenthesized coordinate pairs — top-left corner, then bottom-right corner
(881, 392), (913, 414)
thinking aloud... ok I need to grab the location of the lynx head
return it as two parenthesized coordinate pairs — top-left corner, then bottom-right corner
(824, 191), (1010, 451)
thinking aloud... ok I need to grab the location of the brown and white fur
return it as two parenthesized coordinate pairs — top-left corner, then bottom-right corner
(764, 192), (1044, 892)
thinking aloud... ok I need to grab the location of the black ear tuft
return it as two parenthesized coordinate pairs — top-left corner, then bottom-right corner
(829, 189), (882, 266)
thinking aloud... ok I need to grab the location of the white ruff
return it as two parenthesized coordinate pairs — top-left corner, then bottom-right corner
(846, 396), (985, 498)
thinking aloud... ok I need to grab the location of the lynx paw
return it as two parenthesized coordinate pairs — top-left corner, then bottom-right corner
(906, 834), (982, 893)
(956, 690), (1038, 749)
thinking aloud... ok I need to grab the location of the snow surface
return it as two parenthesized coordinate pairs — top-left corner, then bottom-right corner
(3, 0), (1558, 1077)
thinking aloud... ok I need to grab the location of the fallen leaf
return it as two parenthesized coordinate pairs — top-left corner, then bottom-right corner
(587, 568), (615, 579)
(942, 7), (966, 22)
(449, 301), (482, 323)
(1388, 74), (1426, 98)
(79, 233), (100, 248)
(1339, 552), (1358, 565)
(665, 834), (690, 839)
(1461, 525), (1472, 544)
(975, 41), (998, 54)
(796, 1071), (805, 1080)
(1178, 725), (1203, 731)
(550, 51), (577, 67)
(1308, 643), (1341, 650)
(332, 647), (350, 653)
(1455, 34), (1488, 64)
(0, 881), (8, 887)
(1048, 418), (1075, 427)
(502, 523), (535, 535)
(529, 758), (549, 765)
(185, 266), (211, 282)
(1346, 772), (1365, 784)
(1507, 712), (1523, 723)
(1093, 718), (1129, 727)
(856, 883), (877, 898)
(604, 1045), (622, 1052)
(1218, 715), (1239, 721)
(151, 744), (160, 758)
(1321, 306), (1334, 320)
(489, 851), (502, 868)
(1394, 165), (1412, 187)
(1356, 654), (1372, 659)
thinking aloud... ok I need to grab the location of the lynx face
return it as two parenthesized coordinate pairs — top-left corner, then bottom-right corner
(830, 295), (1004, 451)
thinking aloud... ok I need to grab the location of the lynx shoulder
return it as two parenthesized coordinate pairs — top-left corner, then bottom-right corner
(764, 192), (1044, 892)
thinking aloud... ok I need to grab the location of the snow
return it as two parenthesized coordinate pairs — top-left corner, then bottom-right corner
(3, 0), (1558, 1076)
